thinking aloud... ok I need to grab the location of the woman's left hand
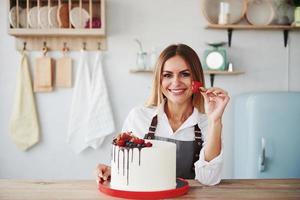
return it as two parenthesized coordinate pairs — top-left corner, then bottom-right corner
(200, 87), (230, 122)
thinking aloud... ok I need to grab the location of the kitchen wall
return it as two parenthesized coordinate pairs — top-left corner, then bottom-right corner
(1, 0), (300, 180)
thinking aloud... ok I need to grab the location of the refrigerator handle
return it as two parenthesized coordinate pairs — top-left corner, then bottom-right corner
(259, 137), (266, 172)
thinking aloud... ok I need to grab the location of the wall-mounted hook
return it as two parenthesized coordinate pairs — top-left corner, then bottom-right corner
(42, 41), (48, 56)
(63, 42), (69, 53)
(23, 42), (27, 52)
(82, 42), (87, 50)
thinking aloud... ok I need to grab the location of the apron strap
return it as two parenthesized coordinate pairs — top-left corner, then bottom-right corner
(145, 115), (158, 139)
(192, 124), (203, 172)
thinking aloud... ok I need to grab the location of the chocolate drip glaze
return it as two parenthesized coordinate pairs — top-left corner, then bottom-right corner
(113, 145), (147, 185)
(138, 148), (141, 166)
(126, 149), (129, 185)
(122, 149), (125, 176)
(117, 148), (120, 174)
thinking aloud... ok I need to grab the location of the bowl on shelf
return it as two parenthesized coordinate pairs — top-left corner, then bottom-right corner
(201, 0), (247, 24)
(246, 0), (276, 25)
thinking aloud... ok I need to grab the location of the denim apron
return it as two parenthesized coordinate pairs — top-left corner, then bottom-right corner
(144, 115), (203, 179)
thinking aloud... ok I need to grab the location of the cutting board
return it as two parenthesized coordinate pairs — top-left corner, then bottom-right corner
(34, 56), (54, 92)
(56, 56), (72, 87)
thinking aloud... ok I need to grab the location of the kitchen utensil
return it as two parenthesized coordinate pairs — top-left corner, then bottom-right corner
(56, 46), (72, 87)
(34, 47), (54, 92)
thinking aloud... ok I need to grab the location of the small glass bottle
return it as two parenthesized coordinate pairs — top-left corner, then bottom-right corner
(148, 47), (157, 70)
(136, 51), (147, 70)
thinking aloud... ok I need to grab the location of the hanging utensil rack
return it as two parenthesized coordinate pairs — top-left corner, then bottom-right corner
(7, 0), (106, 51)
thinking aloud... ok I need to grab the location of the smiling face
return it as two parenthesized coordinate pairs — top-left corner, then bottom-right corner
(146, 44), (205, 113)
(161, 55), (193, 105)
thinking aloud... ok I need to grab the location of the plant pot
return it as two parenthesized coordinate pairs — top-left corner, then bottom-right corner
(295, 6), (300, 26)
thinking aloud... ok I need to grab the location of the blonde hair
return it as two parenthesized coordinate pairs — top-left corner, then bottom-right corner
(145, 44), (205, 113)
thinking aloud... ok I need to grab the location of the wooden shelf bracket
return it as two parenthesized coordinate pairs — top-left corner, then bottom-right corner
(228, 28), (233, 47)
(207, 24), (300, 48)
(283, 29), (289, 47)
(209, 74), (215, 87)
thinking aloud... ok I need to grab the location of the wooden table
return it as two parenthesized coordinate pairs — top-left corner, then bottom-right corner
(1, 179), (300, 199)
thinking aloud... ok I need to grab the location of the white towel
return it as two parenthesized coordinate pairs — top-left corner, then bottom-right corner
(67, 51), (91, 153)
(86, 51), (115, 149)
(9, 53), (40, 151)
(67, 51), (115, 153)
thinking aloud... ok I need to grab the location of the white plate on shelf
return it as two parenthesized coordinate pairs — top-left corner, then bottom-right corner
(48, 6), (59, 28)
(19, 8), (28, 28)
(70, 7), (90, 28)
(201, 0), (247, 24)
(39, 6), (50, 29)
(9, 6), (22, 28)
(28, 6), (39, 28)
(246, 0), (275, 25)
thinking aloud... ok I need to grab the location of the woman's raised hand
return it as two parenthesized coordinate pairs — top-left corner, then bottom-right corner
(200, 87), (230, 122)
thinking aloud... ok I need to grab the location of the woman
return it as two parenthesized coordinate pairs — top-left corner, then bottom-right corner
(96, 44), (230, 185)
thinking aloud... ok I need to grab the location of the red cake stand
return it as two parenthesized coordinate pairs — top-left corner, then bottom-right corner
(98, 178), (189, 199)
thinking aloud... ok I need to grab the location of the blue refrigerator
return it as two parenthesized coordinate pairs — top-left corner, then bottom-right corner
(234, 92), (300, 178)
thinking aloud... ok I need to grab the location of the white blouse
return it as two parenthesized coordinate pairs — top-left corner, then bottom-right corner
(121, 101), (223, 186)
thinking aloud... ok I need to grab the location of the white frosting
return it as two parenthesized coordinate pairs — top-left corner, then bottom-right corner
(110, 140), (176, 191)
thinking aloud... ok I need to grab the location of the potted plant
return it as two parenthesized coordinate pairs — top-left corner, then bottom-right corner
(275, 0), (297, 25)
(293, 0), (300, 26)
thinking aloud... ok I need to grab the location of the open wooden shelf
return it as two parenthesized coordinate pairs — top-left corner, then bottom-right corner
(205, 24), (300, 47)
(130, 69), (245, 87)
(8, 28), (105, 37)
(8, 0), (106, 51)
(206, 24), (300, 30)
(130, 69), (244, 74)
(204, 70), (245, 75)
(129, 69), (153, 73)
(204, 70), (245, 87)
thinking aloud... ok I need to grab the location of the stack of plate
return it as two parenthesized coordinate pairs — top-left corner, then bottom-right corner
(10, 5), (91, 29)
(201, 0), (247, 24)
(9, 6), (28, 28)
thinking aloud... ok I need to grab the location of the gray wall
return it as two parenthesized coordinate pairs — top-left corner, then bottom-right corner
(1, 0), (299, 180)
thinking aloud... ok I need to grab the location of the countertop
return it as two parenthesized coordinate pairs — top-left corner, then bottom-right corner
(1, 179), (300, 199)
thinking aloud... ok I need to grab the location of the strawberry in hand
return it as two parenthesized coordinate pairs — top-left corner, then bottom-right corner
(192, 81), (203, 93)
